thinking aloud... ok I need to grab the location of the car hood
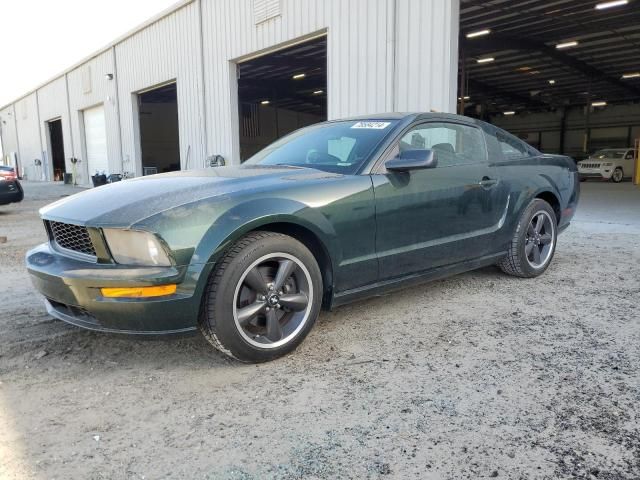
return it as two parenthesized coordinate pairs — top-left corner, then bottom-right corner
(40, 165), (339, 227)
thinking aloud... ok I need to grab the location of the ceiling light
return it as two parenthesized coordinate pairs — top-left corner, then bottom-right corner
(313, 90), (324, 94)
(621, 72), (640, 79)
(292, 73), (306, 80)
(591, 101), (607, 107)
(517, 66), (532, 72)
(503, 111), (516, 115)
(556, 41), (578, 49)
(466, 29), (491, 38)
(260, 100), (270, 105)
(595, 0), (628, 9)
(477, 57), (495, 64)
(548, 79), (556, 84)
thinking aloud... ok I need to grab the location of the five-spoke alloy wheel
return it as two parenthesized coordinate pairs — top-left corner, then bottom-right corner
(200, 231), (322, 362)
(499, 199), (558, 278)
(524, 211), (555, 269)
(233, 253), (313, 349)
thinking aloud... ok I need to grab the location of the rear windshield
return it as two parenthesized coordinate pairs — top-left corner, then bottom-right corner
(245, 120), (399, 174)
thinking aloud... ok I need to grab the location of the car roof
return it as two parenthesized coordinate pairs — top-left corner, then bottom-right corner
(326, 112), (486, 124)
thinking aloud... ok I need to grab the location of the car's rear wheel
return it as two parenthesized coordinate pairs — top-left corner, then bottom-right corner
(498, 199), (557, 278)
(611, 167), (624, 183)
(199, 231), (323, 362)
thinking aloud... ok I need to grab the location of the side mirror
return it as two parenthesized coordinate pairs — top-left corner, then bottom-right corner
(386, 149), (438, 172)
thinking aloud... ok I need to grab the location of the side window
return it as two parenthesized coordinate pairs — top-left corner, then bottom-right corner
(497, 132), (530, 160)
(625, 151), (635, 160)
(396, 122), (487, 167)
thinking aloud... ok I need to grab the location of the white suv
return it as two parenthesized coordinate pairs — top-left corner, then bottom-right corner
(578, 148), (637, 183)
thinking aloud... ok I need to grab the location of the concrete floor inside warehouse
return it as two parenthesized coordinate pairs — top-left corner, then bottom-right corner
(0, 180), (638, 479)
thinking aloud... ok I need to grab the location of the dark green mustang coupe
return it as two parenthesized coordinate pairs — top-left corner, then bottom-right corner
(26, 113), (579, 362)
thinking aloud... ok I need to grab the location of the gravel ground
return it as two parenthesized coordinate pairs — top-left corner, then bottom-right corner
(0, 180), (639, 479)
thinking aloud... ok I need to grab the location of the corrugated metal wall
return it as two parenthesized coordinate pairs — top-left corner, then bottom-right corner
(395, 0), (459, 113)
(0, 106), (19, 165)
(202, 0), (459, 163)
(14, 94), (43, 181)
(115, 1), (205, 174)
(66, 49), (121, 185)
(37, 76), (73, 180)
(0, 0), (460, 182)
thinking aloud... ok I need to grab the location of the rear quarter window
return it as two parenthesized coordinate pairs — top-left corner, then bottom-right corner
(497, 132), (535, 160)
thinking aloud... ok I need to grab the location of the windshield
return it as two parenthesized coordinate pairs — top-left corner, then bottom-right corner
(592, 150), (625, 159)
(245, 120), (399, 174)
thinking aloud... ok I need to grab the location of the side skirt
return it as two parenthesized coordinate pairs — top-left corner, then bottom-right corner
(329, 252), (507, 309)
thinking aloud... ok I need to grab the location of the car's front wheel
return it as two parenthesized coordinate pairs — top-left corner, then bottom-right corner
(611, 167), (624, 183)
(498, 199), (557, 278)
(199, 231), (323, 362)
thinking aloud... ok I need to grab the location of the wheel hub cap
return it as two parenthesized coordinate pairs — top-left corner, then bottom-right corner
(267, 294), (280, 307)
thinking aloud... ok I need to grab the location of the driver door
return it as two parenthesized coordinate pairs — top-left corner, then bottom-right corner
(372, 121), (508, 279)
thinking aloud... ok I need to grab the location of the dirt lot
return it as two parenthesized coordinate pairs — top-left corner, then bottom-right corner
(1, 181), (639, 479)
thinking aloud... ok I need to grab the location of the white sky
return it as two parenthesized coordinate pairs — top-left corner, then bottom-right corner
(0, 0), (178, 107)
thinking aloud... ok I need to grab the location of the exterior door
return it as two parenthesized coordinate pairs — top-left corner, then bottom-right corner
(372, 121), (508, 279)
(83, 104), (108, 178)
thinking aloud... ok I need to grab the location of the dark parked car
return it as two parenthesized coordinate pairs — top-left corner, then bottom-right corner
(26, 113), (579, 362)
(0, 166), (24, 205)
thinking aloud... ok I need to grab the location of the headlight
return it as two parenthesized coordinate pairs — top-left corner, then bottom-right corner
(602, 162), (613, 167)
(103, 229), (172, 266)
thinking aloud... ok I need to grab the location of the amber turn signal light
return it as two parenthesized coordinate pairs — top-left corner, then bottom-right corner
(101, 284), (177, 298)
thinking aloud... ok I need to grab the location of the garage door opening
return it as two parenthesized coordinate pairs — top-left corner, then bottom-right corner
(237, 35), (327, 161)
(458, 0), (640, 162)
(138, 82), (180, 175)
(47, 119), (65, 181)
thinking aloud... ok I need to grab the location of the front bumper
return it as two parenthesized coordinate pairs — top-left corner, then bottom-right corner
(578, 168), (612, 180)
(26, 243), (202, 334)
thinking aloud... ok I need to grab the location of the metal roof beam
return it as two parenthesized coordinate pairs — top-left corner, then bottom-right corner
(462, 33), (640, 97)
(467, 78), (551, 109)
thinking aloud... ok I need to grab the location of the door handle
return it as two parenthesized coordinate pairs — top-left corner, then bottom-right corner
(479, 176), (498, 189)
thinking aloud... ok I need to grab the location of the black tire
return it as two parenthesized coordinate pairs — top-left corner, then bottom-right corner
(199, 231), (323, 362)
(498, 199), (558, 278)
(611, 167), (624, 183)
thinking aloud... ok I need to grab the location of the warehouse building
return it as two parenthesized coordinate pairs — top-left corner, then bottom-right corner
(0, 0), (458, 185)
(1, 0), (639, 186)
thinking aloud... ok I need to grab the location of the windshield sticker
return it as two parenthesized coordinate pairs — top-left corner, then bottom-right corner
(351, 121), (391, 129)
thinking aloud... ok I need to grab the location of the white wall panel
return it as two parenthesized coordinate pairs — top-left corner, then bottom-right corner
(37, 76), (73, 180)
(0, 106), (19, 167)
(115, 1), (204, 175)
(2, 0), (460, 177)
(202, 0), (459, 164)
(395, 0), (459, 113)
(67, 50), (120, 185)
(14, 94), (43, 181)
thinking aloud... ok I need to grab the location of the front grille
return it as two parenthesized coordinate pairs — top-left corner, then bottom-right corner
(580, 163), (601, 169)
(48, 221), (96, 257)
